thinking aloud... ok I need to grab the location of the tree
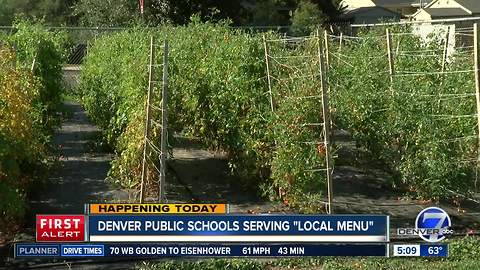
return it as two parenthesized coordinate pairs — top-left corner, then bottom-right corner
(0, 0), (78, 25)
(0, 0), (344, 28)
(240, 0), (343, 28)
(146, 0), (245, 25)
(73, 0), (246, 27)
(73, 0), (139, 27)
(244, 0), (294, 26)
(290, 0), (325, 36)
(310, 0), (345, 22)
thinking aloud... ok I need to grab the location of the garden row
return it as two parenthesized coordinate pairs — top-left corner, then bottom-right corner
(80, 21), (479, 209)
(0, 20), (66, 230)
(79, 19), (328, 209)
(329, 27), (477, 200)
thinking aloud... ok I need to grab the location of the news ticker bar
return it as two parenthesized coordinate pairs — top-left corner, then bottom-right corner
(36, 214), (389, 242)
(393, 244), (448, 257)
(15, 243), (389, 258)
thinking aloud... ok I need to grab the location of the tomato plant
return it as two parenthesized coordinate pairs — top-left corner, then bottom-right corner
(81, 22), (478, 205)
(8, 18), (67, 136)
(329, 27), (477, 200)
(80, 21), (283, 199)
(0, 48), (43, 230)
(0, 19), (66, 231)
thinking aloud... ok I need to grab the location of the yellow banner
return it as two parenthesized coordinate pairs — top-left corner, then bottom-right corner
(88, 204), (228, 214)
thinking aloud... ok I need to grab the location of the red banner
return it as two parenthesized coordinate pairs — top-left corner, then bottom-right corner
(36, 215), (85, 242)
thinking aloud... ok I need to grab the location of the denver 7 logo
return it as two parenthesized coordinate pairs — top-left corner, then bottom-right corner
(415, 207), (452, 242)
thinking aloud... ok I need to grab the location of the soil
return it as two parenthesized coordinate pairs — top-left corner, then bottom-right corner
(332, 130), (480, 234)
(165, 136), (287, 214)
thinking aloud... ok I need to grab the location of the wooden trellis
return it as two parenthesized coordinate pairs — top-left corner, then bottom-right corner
(139, 36), (169, 203)
(263, 31), (334, 214)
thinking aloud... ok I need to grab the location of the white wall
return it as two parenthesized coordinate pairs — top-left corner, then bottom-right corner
(412, 24), (456, 60)
(341, 0), (376, 10)
(413, 9), (433, 21)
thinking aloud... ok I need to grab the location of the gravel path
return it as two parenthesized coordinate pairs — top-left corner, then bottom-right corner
(166, 136), (288, 214)
(27, 101), (128, 219)
(3, 101), (130, 269)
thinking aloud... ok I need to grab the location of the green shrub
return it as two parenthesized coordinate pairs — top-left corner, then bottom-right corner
(8, 18), (67, 136)
(329, 27), (477, 200)
(0, 182), (26, 231)
(0, 20), (66, 232)
(79, 21), (331, 204)
(138, 259), (263, 270)
(290, 0), (325, 36)
(449, 236), (480, 261)
(0, 47), (43, 230)
(138, 238), (480, 269)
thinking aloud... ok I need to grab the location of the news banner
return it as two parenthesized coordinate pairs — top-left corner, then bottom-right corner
(15, 204), (449, 258)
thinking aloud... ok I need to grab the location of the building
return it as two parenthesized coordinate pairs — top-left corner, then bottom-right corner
(341, 0), (430, 17)
(412, 0), (480, 21)
(342, 6), (401, 24)
(411, 0), (480, 47)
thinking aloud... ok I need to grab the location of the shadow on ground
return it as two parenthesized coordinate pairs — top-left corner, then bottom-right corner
(4, 101), (132, 269)
(27, 102), (129, 222)
(163, 135), (288, 214)
(331, 130), (480, 235)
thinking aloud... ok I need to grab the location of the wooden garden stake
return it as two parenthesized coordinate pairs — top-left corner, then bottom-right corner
(386, 28), (395, 92)
(473, 23), (480, 191)
(338, 32), (343, 66)
(140, 35), (155, 203)
(442, 26), (450, 72)
(339, 32), (343, 52)
(317, 29), (333, 214)
(324, 30), (330, 70)
(159, 40), (168, 202)
(263, 35), (275, 112)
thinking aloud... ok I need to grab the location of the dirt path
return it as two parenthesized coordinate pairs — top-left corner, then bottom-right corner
(332, 130), (480, 235)
(27, 101), (128, 219)
(166, 136), (288, 214)
(3, 101), (131, 268)
(8, 101), (126, 244)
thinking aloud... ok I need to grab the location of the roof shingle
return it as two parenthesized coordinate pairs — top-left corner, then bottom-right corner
(455, 0), (480, 13)
(422, 7), (470, 17)
(372, 0), (428, 6)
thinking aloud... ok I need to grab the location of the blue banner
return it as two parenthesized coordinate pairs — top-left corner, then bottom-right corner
(15, 243), (388, 257)
(61, 244), (105, 257)
(88, 215), (388, 242)
(420, 244), (448, 257)
(89, 215), (387, 235)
